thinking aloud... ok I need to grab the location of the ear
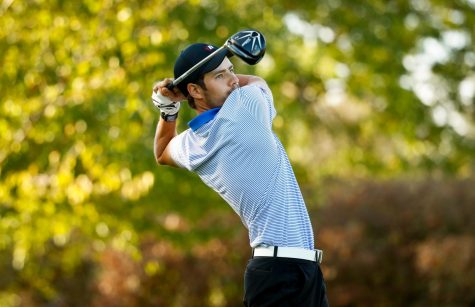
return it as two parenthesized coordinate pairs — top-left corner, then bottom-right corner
(187, 83), (204, 100)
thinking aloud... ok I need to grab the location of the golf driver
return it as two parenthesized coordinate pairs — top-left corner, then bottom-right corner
(167, 29), (266, 90)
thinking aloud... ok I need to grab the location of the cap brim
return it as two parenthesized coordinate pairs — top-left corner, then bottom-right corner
(176, 47), (232, 96)
(199, 47), (232, 75)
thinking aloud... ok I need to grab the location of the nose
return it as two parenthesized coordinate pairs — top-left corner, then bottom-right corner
(229, 72), (239, 86)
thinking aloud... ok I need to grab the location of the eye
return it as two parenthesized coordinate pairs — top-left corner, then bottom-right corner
(229, 67), (235, 73)
(215, 73), (223, 79)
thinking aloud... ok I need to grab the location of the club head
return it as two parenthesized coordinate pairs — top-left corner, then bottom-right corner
(226, 30), (266, 65)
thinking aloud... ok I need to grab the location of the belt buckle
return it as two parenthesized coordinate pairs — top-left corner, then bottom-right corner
(315, 249), (323, 264)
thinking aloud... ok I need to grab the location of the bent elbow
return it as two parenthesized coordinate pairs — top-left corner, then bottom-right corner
(156, 153), (175, 167)
(155, 154), (166, 166)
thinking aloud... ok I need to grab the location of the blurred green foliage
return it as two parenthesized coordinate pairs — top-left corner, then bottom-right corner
(0, 0), (474, 306)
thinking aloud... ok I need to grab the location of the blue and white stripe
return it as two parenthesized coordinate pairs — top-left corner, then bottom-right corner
(169, 85), (314, 250)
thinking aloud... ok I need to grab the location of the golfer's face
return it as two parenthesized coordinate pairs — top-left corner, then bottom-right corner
(202, 57), (239, 107)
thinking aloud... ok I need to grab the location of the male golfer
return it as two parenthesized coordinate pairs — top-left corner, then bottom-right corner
(152, 42), (328, 306)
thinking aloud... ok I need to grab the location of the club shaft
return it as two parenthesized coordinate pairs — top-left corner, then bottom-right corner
(169, 45), (226, 89)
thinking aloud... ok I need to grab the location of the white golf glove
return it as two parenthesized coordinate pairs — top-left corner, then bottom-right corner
(151, 90), (181, 122)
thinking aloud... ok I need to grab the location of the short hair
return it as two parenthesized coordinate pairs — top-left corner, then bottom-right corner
(186, 75), (207, 109)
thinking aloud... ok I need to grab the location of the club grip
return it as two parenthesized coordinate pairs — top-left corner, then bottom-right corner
(166, 82), (175, 91)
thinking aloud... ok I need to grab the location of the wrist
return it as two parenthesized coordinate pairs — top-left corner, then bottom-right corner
(160, 111), (179, 122)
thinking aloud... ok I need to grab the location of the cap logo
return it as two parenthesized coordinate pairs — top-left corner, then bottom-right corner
(205, 45), (215, 51)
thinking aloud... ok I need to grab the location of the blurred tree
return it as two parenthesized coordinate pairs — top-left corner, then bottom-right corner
(270, 0), (475, 179)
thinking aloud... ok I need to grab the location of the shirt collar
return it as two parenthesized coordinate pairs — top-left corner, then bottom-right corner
(188, 107), (222, 131)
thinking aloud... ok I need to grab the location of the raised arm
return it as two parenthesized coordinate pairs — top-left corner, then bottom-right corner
(237, 74), (271, 92)
(152, 79), (185, 167)
(154, 117), (177, 166)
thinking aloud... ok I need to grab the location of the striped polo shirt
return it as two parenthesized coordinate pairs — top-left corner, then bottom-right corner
(169, 84), (315, 250)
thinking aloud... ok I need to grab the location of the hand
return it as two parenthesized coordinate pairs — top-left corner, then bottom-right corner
(151, 90), (180, 115)
(151, 79), (185, 120)
(153, 78), (186, 102)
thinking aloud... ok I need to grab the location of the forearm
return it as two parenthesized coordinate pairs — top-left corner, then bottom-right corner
(237, 74), (261, 86)
(154, 118), (177, 165)
(151, 78), (184, 166)
(237, 74), (270, 91)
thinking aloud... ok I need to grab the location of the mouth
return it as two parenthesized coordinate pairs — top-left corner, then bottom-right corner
(228, 84), (240, 96)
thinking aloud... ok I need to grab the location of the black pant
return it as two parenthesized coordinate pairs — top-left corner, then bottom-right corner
(243, 257), (329, 307)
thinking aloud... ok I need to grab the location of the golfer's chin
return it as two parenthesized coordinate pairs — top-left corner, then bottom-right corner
(211, 86), (239, 107)
(227, 85), (240, 97)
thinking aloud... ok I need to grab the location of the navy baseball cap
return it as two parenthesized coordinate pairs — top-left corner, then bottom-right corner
(174, 43), (231, 96)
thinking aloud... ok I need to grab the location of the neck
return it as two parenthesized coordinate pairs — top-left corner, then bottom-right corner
(195, 100), (221, 114)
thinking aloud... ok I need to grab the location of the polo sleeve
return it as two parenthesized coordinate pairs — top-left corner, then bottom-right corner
(257, 85), (277, 121)
(239, 85), (277, 128)
(168, 131), (192, 170)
